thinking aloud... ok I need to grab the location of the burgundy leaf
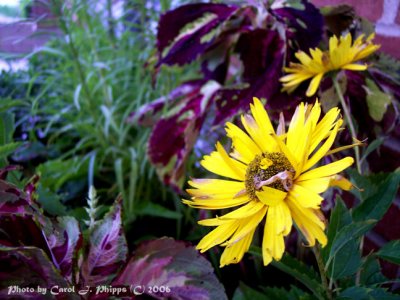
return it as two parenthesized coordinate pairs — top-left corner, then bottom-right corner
(0, 180), (30, 214)
(80, 198), (127, 287)
(0, 246), (75, 299)
(147, 80), (220, 189)
(0, 165), (21, 180)
(43, 217), (82, 281)
(272, 0), (323, 51)
(129, 80), (207, 126)
(157, 3), (238, 66)
(213, 29), (285, 124)
(0, 215), (51, 258)
(114, 237), (227, 300)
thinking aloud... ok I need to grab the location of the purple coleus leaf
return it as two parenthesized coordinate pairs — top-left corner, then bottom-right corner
(157, 3), (238, 67)
(272, 0), (323, 51)
(213, 28), (286, 124)
(80, 197), (127, 287)
(43, 216), (82, 281)
(0, 180), (31, 214)
(136, 80), (220, 190)
(0, 246), (75, 299)
(114, 237), (228, 300)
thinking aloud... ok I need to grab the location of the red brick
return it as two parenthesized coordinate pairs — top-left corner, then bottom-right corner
(375, 34), (400, 59)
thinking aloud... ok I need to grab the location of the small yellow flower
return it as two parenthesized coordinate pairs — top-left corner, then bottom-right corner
(280, 33), (380, 97)
(183, 97), (354, 267)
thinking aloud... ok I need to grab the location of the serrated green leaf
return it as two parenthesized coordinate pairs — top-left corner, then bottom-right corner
(261, 285), (315, 300)
(322, 198), (361, 279)
(326, 220), (377, 270)
(249, 247), (324, 299)
(353, 171), (400, 222)
(232, 282), (265, 300)
(360, 255), (388, 286)
(322, 197), (352, 260)
(365, 78), (392, 122)
(338, 286), (400, 300)
(347, 169), (391, 201)
(376, 240), (400, 265)
(337, 286), (372, 299)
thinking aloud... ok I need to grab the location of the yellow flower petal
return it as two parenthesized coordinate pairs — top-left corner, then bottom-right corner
(281, 32), (380, 96)
(220, 227), (256, 267)
(201, 142), (246, 180)
(182, 194), (250, 210)
(298, 157), (354, 181)
(329, 175), (353, 191)
(305, 73), (324, 97)
(289, 184), (323, 209)
(256, 186), (287, 207)
(226, 122), (261, 163)
(341, 63), (367, 71)
(296, 177), (331, 194)
(223, 206), (267, 247)
(303, 121), (340, 171)
(196, 220), (239, 252)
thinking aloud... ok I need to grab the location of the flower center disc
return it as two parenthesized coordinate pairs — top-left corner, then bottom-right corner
(245, 152), (295, 201)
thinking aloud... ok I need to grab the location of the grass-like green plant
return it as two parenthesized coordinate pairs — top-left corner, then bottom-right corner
(14, 0), (197, 228)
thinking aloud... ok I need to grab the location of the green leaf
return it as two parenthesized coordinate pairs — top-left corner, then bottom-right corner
(352, 170), (400, 222)
(322, 198), (361, 279)
(326, 220), (377, 269)
(376, 240), (400, 265)
(0, 100), (27, 113)
(136, 201), (182, 220)
(249, 247), (324, 299)
(329, 240), (361, 280)
(261, 285), (315, 300)
(232, 282), (265, 300)
(0, 112), (15, 145)
(36, 185), (67, 216)
(0, 142), (21, 159)
(365, 78), (392, 122)
(322, 197), (352, 260)
(347, 169), (391, 200)
(337, 286), (372, 299)
(360, 255), (388, 286)
(271, 255), (324, 299)
(338, 286), (399, 300)
(360, 138), (384, 164)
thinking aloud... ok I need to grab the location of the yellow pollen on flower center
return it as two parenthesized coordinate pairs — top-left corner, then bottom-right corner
(245, 152), (295, 201)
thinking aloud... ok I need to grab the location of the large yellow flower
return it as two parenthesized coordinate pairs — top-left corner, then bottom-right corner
(280, 33), (380, 97)
(183, 98), (354, 267)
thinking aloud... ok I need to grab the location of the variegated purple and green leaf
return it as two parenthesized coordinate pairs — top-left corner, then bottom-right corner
(0, 247), (74, 299)
(80, 197), (127, 287)
(136, 0), (324, 189)
(133, 80), (220, 190)
(114, 237), (228, 300)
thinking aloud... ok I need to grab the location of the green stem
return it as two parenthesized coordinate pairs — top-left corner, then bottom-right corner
(332, 75), (362, 174)
(314, 245), (333, 300)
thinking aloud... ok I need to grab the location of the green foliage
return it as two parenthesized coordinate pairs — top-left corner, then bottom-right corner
(365, 78), (392, 122)
(352, 170), (400, 222)
(376, 240), (400, 265)
(4, 0), (196, 224)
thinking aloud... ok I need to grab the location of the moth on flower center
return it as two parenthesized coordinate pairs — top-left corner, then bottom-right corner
(244, 152), (295, 200)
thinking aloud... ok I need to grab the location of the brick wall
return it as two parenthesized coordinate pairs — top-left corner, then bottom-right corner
(312, 0), (400, 59)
